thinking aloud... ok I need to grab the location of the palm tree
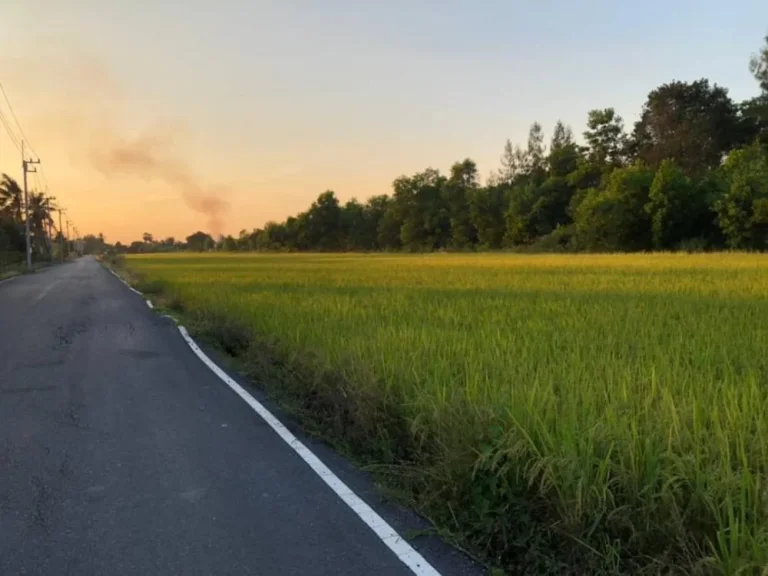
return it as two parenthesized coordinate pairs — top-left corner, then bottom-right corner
(28, 192), (55, 257)
(0, 174), (24, 224)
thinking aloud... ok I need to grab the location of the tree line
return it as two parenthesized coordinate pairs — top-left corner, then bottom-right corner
(0, 175), (70, 268)
(107, 35), (768, 254)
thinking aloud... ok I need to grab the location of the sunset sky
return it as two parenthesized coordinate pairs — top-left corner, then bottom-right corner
(1, 0), (767, 243)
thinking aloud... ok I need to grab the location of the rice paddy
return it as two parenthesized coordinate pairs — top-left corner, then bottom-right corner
(123, 252), (768, 574)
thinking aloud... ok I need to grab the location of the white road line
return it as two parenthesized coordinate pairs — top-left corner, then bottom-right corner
(108, 268), (144, 296)
(105, 263), (441, 575)
(34, 280), (60, 303)
(177, 325), (442, 576)
(146, 300), (154, 309)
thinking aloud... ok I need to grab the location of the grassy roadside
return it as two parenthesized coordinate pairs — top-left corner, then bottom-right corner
(0, 270), (20, 281)
(108, 253), (768, 575)
(1, 258), (60, 281)
(102, 256), (496, 569)
(103, 255), (525, 573)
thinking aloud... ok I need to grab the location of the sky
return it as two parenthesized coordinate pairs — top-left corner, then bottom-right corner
(1, 0), (767, 243)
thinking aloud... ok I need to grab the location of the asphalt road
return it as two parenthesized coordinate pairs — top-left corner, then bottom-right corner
(0, 258), (480, 576)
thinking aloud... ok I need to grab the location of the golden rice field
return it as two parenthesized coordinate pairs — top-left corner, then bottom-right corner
(123, 252), (768, 574)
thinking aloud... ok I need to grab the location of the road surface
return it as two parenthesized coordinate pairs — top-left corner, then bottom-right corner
(0, 258), (479, 576)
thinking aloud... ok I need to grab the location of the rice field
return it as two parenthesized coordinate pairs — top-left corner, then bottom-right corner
(123, 252), (768, 574)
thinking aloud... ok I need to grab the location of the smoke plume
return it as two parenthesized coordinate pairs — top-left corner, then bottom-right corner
(90, 128), (229, 236)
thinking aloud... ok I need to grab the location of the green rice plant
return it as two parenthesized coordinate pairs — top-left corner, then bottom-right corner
(124, 252), (768, 574)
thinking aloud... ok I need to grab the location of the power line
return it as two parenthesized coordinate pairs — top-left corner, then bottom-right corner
(0, 82), (37, 159)
(38, 163), (51, 193)
(0, 107), (22, 152)
(1, 80), (71, 260)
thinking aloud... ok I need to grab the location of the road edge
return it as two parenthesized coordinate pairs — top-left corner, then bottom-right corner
(106, 266), (443, 576)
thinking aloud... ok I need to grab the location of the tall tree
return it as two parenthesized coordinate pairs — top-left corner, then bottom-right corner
(303, 190), (343, 250)
(566, 159), (604, 218)
(750, 34), (768, 94)
(186, 231), (214, 252)
(645, 160), (699, 249)
(584, 108), (627, 167)
(526, 122), (546, 181)
(743, 35), (768, 145)
(468, 185), (507, 249)
(574, 164), (654, 251)
(82, 233), (109, 254)
(715, 142), (768, 249)
(220, 235), (238, 251)
(376, 200), (402, 251)
(392, 169), (448, 250)
(492, 125), (545, 186)
(504, 184), (537, 245)
(496, 139), (529, 184)
(0, 174), (24, 223)
(341, 199), (372, 250)
(550, 120), (573, 150)
(258, 221), (290, 250)
(443, 159), (478, 249)
(364, 195), (391, 250)
(28, 192), (55, 256)
(0, 176), (25, 258)
(548, 121), (581, 177)
(631, 80), (742, 175)
(528, 177), (574, 237)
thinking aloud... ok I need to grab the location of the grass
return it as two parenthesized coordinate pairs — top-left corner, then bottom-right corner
(122, 252), (768, 574)
(0, 270), (20, 281)
(0, 258), (56, 281)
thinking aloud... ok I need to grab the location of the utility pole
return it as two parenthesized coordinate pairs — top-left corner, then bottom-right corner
(21, 141), (40, 270)
(58, 208), (65, 261)
(46, 196), (57, 257)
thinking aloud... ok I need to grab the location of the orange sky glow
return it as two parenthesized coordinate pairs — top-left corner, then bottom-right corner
(1, 55), (403, 243)
(2, 1), (765, 243)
